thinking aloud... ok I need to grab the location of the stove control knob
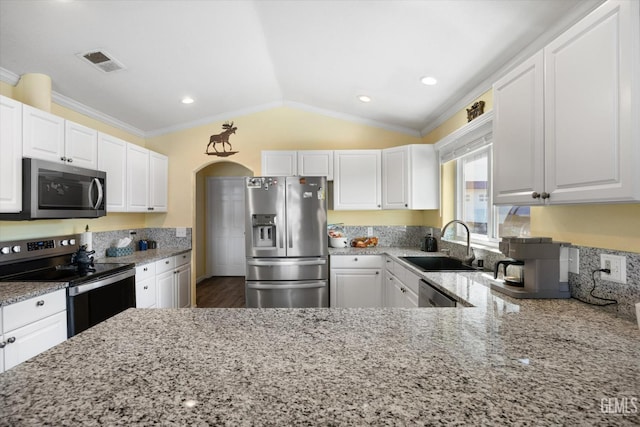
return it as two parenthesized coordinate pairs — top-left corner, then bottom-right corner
(11, 246), (21, 253)
(60, 240), (69, 246)
(69, 239), (76, 245)
(0, 247), (10, 255)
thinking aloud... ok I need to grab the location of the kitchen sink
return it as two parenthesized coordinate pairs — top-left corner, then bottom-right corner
(400, 256), (477, 272)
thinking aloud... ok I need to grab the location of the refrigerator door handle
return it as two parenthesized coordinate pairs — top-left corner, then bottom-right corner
(247, 259), (327, 267)
(278, 215), (284, 249)
(247, 281), (327, 290)
(287, 183), (293, 249)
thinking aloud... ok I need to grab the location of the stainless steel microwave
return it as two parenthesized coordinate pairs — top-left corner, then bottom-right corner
(1, 158), (106, 220)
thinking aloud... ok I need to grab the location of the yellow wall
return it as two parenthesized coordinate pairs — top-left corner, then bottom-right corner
(145, 106), (430, 230)
(423, 89), (640, 253)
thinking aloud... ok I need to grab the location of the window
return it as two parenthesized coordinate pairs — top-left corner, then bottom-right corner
(434, 112), (530, 247)
(451, 146), (530, 246)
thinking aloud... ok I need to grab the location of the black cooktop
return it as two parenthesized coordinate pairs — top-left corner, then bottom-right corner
(0, 263), (134, 286)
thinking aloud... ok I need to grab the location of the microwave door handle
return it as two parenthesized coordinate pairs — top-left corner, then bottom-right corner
(89, 178), (104, 209)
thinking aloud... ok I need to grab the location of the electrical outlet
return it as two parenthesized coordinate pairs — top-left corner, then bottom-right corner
(568, 248), (579, 274)
(600, 254), (626, 284)
(367, 227), (373, 237)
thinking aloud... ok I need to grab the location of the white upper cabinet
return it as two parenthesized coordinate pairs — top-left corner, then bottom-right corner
(126, 144), (168, 212)
(149, 151), (168, 212)
(261, 150), (334, 179)
(97, 133), (128, 212)
(493, 51), (545, 205)
(126, 144), (150, 212)
(0, 95), (23, 213)
(64, 121), (98, 169)
(333, 150), (382, 210)
(382, 144), (439, 210)
(493, 0), (640, 205)
(261, 151), (297, 176)
(297, 150), (334, 180)
(23, 105), (98, 168)
(22, 104), (65, 162)
(543, 0), (639, 204)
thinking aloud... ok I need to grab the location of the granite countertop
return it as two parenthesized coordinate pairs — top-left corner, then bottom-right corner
(1, 247), (638, 424)
(1, 306), (638, 425)
(0, 248), (191, 307)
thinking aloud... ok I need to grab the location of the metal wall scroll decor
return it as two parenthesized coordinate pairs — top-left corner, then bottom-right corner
(205, 121), (238, 157)
(466, 101), (485, 122)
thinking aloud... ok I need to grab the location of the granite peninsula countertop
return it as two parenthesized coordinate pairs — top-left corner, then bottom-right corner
(1, 247), (638, 425)
(1, 306), (638, 426)
(0, 248), (191, 307)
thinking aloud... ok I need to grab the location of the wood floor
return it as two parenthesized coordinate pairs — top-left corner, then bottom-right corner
(196, 276), (246, 308)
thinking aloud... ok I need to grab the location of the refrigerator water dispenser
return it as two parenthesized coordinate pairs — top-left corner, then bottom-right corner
(251, 214), (277, 248)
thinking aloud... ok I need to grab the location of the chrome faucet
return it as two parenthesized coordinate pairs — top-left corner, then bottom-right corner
(441, 220), (475, 266)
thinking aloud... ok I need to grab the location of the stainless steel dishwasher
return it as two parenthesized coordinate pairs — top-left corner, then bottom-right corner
(418, 280), (457, 307)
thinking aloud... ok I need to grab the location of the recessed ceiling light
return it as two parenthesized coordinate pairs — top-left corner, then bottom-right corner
(358, 95), (371, 103)
(181, 97), (194, 104)
(421, 76), (438, 86)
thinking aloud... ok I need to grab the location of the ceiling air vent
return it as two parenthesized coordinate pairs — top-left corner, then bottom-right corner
(78, 50), (125, 73)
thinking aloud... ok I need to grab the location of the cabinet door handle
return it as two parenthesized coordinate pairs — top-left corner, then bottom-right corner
(541, 192), (550, 199)
(353, 257), (358, 262)
(143, 286), (148, 290)
(0, 341), (5, 349)
(143, 267), (148, 271)
(60, 156), (66, 162)
(67, 158), (73, 163)
(375, 271), (379, 275)
(7, 337), (16, 344)
(165, 260), (170, 264)
(36, 300), (45, 306)
(531, 192), (541, 199)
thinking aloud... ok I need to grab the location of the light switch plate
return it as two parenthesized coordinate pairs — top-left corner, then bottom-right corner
(568, 248), (579, 274)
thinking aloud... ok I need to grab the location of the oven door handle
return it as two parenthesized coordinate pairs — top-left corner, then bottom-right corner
(67, 269), (135, 296)
(88, 178), (104, 210)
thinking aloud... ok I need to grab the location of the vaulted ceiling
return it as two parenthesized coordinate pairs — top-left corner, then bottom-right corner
(0, 0), (599, 137)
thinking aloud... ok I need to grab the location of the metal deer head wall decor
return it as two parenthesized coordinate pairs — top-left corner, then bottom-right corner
(206, 121), (238, 157)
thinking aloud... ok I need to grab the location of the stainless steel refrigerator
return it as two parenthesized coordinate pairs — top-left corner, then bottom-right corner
(244, 176), (328, 308)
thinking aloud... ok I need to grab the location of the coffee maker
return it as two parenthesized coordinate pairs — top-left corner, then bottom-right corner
(489, 237), (570, 299)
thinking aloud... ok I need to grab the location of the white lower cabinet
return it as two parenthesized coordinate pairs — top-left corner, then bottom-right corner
(135, 263), (157, 308)
(155, 257), (176, 308)
(176, 263), (191, 308)
(329, 255), (383, 307)
(384, 256), (419, 308)
(137, 252), (191, 309)
(1, 289), (67, 372)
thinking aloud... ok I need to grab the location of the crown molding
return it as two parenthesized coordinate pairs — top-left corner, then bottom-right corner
(0, 67), (20, 85)
(51, 92), (145, 138)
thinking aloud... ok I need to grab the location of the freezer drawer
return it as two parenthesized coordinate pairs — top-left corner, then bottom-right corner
(246, 280), (328, 308)
(245, 257), (328, 281)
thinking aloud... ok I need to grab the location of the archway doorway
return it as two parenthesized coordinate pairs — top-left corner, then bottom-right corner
(194, 160), (252, 307)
